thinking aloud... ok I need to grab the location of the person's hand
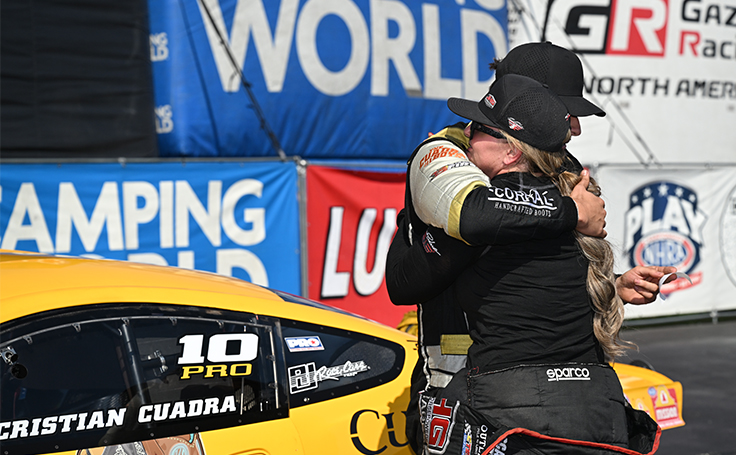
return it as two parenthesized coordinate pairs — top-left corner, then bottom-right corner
(616, 266), (677, 304)
(572, 169), (607, 238)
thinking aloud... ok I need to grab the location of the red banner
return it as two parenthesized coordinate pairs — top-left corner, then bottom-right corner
(306, 166), (409, 328)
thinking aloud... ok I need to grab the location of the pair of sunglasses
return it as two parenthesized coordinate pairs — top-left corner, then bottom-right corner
(470, 121), (505, 140)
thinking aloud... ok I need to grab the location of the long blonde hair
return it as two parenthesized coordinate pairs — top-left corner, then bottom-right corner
(506, 134), (631, 361)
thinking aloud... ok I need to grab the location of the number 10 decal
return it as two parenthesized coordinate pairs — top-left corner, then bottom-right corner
(178, 333), (259, 364)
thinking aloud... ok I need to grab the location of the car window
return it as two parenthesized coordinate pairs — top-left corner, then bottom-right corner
(0, 304), (287, 455)
(280, 319), (405, 407)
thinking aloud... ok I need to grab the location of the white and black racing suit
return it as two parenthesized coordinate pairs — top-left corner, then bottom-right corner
(385, 123), (578, 454)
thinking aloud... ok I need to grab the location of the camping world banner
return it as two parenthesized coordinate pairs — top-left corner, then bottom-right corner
(147, 0), (509, 159)
(597, 165), (736, 319)
(306, 165), (407, 327)
(0, 161), (301, 294)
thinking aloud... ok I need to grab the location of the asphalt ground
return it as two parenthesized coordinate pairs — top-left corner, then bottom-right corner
(618, 319), (736, 455)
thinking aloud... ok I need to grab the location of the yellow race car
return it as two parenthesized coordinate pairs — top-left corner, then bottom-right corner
(0, 251), (415, 455)
(614, 362), (685, 430)
(0, 251), (683, 455)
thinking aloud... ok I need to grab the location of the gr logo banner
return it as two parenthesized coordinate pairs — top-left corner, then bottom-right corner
(544, 0), (668, 56)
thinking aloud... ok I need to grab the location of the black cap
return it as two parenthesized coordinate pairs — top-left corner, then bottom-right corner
(495, 42), (605, 117)
(447, 74), (570, 153)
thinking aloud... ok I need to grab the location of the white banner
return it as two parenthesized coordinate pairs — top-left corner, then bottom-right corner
(508, 0), (736, 165)
(596, 165), (736, 319)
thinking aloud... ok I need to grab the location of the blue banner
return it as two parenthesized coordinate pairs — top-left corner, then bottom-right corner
(0, 161), (301, 294)
(147, 0), (508, 158)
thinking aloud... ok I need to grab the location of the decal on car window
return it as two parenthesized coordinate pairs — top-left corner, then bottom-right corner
(285, 336), (324, 352)
(177, 333), (259, 380)
(288, 360), (370, 394)
(180, 363), (253, 380)
(178, 333), (259, 364)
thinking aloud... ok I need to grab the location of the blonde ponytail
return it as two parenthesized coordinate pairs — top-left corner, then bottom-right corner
(506, 134), (632, 361)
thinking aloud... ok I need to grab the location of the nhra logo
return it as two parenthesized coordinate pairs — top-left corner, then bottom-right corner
(624, 181), (706, 274)
(543, 0), (668, 56)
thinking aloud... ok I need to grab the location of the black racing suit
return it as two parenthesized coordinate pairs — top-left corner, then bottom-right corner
(418, 173), (659, 455)
(392, 167), (660, 455)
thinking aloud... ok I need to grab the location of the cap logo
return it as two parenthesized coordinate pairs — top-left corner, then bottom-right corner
(508, 117), (524, 131)
(484, 94), (496, 109)
(565, 113), (571, 121)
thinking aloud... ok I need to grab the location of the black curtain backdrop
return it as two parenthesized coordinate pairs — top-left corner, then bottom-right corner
(1, 0), (158, 158)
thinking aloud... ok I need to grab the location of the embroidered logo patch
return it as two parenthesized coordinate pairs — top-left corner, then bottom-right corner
(507, 117), (523, 131)
(484, 94), (496, 108)
(421, 395), (459, 454)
